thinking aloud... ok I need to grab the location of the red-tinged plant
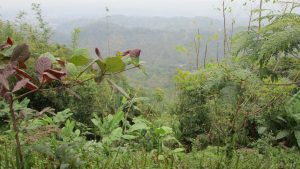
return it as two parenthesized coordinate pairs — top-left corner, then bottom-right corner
(0, 37), (14, 51)
(123, 49), (141, 58)
(0, 40), (67, 168)
(7, 37), (13, 45)
(95, 47), (102, 59)
(0, 38), (143, 168)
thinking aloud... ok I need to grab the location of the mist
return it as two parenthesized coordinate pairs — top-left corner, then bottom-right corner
(1, 0), (260, 24)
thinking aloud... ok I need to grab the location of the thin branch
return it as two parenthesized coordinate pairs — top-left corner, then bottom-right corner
(250, 95), (283, 116)
(216, 42), (220, 64)
(13, 76), (98, 101)
(104, 66), (139, 75)
(291, 53), (300, 60)
(264, 82), (300, 86)
(204, 43), (208, 68)
(258, 0), (263, 31)
(76, 58), (99, 80)
(194, 29), (201, 69)
(13, 89), (39, 101)
(222, 0), (227, 58)
(248, 6), (253, 31)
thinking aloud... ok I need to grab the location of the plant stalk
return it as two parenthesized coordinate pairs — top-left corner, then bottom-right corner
(9, 99), (24, 169)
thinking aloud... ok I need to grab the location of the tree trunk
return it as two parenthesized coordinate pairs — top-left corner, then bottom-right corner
(258, 0), (263, 31)
(223, 0), (227, 57)
(204, 43), (208, 68)
(217, 42), (219, 64)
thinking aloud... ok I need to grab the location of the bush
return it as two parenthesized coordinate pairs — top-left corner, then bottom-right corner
(28, 80), (114, 125)
(173, 59), (297, 148)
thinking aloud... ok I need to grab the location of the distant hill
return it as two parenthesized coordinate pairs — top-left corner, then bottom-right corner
(51, 15), (224, 89)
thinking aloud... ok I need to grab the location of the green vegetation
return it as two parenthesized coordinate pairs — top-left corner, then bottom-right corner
(0, 1), (300, 169)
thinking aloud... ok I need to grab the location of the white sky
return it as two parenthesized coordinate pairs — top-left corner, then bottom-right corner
(0, 0), (255, 20)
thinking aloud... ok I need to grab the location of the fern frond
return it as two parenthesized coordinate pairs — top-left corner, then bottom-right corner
(286, 90), (300, 115)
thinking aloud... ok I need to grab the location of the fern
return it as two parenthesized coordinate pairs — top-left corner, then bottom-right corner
(261, 13), (300, 33)
(234, 13), (300, 67)
(286, 90), (300, 115)
(259, 26), (300, 65)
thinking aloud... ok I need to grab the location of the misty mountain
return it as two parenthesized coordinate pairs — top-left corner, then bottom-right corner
(52, 15), (224, 89)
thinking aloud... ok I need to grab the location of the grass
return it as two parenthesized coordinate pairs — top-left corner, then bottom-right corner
(1, 136), (299, 169)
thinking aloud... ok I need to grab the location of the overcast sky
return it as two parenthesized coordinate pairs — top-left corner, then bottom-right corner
(0, 0), (257, 21)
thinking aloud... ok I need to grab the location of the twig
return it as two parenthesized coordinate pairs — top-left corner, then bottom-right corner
(13, 89), (39, 101)
(258, 0), (263, 31)
(250, 95), (283, 116)
(264, 82), (300, 86)
(104, 66), (138, 75)
(76, 58), (99, 80)
(222, 0), (227, 58)
(204, 43), (208, 68)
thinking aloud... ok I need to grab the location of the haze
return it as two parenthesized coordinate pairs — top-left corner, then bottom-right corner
(1, 0), (254, 21)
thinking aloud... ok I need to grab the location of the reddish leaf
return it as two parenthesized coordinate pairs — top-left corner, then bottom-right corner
(12, 78), (29, 93)
(122, 49), (141, 57)
(95, 48), (102, 59)
(0, 85), (12, 103)
(122, 50), (130, 56)
(25, 81), (38, 91)
(44, 69), (66, 79)
(10, 44), (30, 63)
(15, 74), (22, 80)
(0, 85), (7, 97)
(0, 74), (10, 90)
(7, 37), (13, 45)
(35, 56), (52, 74)
(0, 39), (11, 51)
(0, 65), (15, 91)
(3, 92), (12, 103)
(129, 49), (141, 57)
(1, 64), (15, 78)
(14, 68), (33, 80)
(18, 61), (27, 69)
(40, 72), (59, 84)
(57, 59), (65, 67)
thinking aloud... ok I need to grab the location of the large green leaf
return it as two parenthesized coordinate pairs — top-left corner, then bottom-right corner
(1, 45), (16, 57)
(95, 59), (106, 72)
(286, 90), (300, 114)
(257, 126), (267, 134)
(122, 134), (138, 140)
(172, 148), (185, 153)
(104, 56), (125, 73)
(128, 122), (149, 132)
(69, 49), (90, 66)
(66, 63), (78, 76)
(155, 126), (173, 136)
(103, 127), (123, 143)
(53, 109), (72, 124)
(110, 111), (124, 130)
(276, 130), (290, 140)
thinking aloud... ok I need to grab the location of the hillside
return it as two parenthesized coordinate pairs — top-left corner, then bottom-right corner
(52, 15), (223, 89)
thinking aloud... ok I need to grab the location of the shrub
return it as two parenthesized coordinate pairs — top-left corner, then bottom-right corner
(174, 59), (297, 148)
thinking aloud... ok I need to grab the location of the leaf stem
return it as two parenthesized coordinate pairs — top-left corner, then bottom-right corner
(9, 99), (24, 169)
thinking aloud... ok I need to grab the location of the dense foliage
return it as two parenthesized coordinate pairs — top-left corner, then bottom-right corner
(0, 1), (300, 169)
